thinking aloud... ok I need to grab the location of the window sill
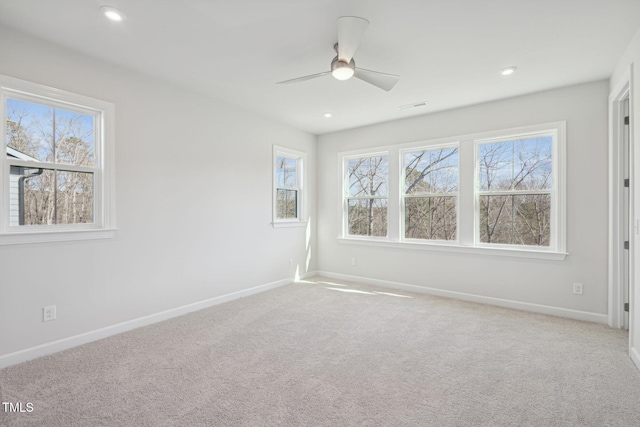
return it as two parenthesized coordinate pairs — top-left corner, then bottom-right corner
(272, 221), (308, 229)
(0, 228), (116, 245)
(337, 237), (567, 261)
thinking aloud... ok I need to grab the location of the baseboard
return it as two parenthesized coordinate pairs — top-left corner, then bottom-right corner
(0, 277), (297, 370)
(297, 271), (318, 281)
(631, 346), (640, 371)
(315, 271), (609, 324)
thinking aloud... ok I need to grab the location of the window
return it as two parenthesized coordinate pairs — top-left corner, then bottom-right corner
(344, 153), (388, 237)
(1, 74), (115, 244)
(402, 146), (458, 241)
(339, 122), (566, 259)
(273, 145), (305, 226)
(476, 134), (553, 247)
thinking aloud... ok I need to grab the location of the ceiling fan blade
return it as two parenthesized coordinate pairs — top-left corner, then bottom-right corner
(276, 71), (331, 85)
(354, 68), (400, 92)
(336, 16), (369, 63)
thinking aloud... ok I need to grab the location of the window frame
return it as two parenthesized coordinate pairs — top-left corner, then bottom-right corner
(338, 122), (567, 260)
(400, 142), (460, 245)
(474, 123), (566, 252)
(272, 145), (306, 228)
(474, 128), (562, 251)
(342, 151), (390, 240)
(0, 74), (115, 245)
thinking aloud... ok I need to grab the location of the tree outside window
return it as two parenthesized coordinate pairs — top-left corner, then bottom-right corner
(345, 155), (388, 237)
(273, 146), (304, 225)
(6, 97), (96, 226)
(403, 146), (458, 241)
(477, 136), (553, 246)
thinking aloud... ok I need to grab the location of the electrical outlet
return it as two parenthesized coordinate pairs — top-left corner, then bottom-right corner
(351, 257), (357, 266)
(572, 283), (583, 295)
(43, 305), (56, 322)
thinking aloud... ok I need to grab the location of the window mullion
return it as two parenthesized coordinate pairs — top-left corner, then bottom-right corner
(458, 140), (475, 246)
(386, 147), (399, 241)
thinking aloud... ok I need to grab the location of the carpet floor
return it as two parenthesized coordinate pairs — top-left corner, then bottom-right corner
(1, 276), (639, 426)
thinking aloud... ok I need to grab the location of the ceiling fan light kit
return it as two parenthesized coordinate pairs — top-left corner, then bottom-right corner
(277, 16), (400, 91)
(331, 58), (355, 81)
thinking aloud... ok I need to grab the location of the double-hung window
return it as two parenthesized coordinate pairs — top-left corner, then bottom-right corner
(402, 146), (458, 241)
(344, 153), (388, 237)
(0, 74), (115, 244)
(339, 122), (566, 259)
(476, 132), (555, 247)
(273, 145), (305, 226)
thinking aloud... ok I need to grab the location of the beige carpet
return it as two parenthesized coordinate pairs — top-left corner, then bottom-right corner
(1, 276), (639, 426)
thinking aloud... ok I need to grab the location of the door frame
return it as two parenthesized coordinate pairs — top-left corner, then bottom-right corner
(609, 70), (631, 330)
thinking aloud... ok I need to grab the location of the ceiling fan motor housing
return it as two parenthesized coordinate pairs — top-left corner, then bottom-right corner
(331, 56), (355, 80)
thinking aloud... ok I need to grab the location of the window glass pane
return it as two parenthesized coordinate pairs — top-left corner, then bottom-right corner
(348, 198), (387, 236)
(54, 108), (95, 167)
(478, 137), (552, 191)
(55, 171), (94, 224)
(11, 167), (55, 225)
(405, 196), (456, 240)
(9, 166), (93, 226)
(478, 142), (513, 191)
(348, 156), (388, 197)
(276, 156), (297, 187)
(276, 189), (297, 219)
(405, 147), (458, 194)
(513, 137), (552, 190)
(479, 194), (550, 246)
(479, 195), (514, 244)
(5, 98), (95, 167)
(513, 194), (551, 245)
(6, 98), (53, 162)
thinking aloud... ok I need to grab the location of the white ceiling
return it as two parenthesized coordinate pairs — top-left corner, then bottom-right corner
(1, 0), (639, 135)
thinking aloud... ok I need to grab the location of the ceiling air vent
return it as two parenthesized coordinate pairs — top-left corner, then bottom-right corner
(398, 101), (429, 110)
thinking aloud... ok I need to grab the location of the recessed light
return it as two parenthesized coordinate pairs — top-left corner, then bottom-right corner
(323, 112), (332, 118)
(101, 6), (126, 22)
(500, 66), (517, 76)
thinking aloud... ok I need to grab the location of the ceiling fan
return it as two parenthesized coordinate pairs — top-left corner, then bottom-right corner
(276, 16), (400, 92)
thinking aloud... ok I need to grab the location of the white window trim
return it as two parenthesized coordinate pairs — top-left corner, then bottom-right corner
(0, 74), (116, 245)
(272, 145), (306, 228)
(473, 124), (566, 253)
(342, 150), (390, 238)
(338, 122), (567, 260)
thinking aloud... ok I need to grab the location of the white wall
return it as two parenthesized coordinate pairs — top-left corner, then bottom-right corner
(611, 26), (640, 370)
(0, 26), (316, 364)
(317, 81), (609, 320)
